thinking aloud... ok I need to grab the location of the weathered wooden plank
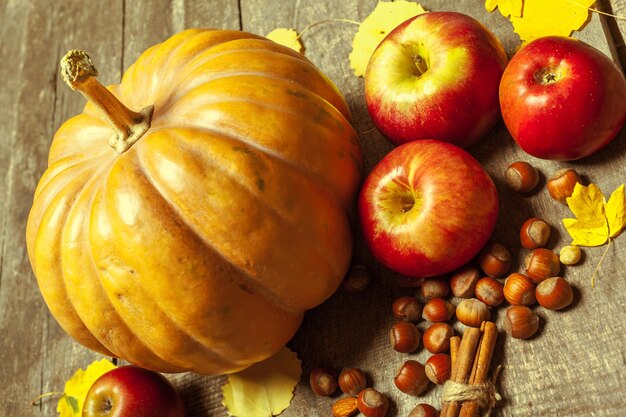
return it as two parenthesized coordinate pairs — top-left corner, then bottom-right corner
(0, 1), (123, 416)
(0, 3), (45, 414)
(122, 0), (241, 72)
(604, 0), (626, 68)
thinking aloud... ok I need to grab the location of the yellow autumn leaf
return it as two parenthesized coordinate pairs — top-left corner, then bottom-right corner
(266, 28), (303, 53)
(222, 347), (301, 417)
(563, 183), (609, 247)
(485, 0), (523, 18)
(57, 358), (117, 417)
(510, 0), (596, 41)
(605, 184), (626, 238)
(349, 1), (427, 77)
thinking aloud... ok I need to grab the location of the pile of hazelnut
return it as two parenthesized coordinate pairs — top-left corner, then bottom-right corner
(309, 364), (438, 417)
(312, 163), (582, 417)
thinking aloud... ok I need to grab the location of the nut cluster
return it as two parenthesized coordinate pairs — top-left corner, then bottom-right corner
(499, 165), (582, 339)
(324, 163), (586, 416)
(318, 366), (393, 417)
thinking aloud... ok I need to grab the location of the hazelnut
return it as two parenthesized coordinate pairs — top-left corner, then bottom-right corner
(338, 368), (367, 397)
(390, 322), (420, 353)
(474, 277), (505, 307)
(559, 245), (581, 265)
(342, 264), (370, 293)
(408, 404), (438, 417)
(504, 306), (540, 339)
(422, 298), (455, 323)
(422, 322), (454, 354)
(450, 266), (480, 298)
(547, 169), (581, 204)
(524, 248), (560, 284)
(478, 242), (512, 277)
(455, 298), (491, 328)
(425, 353), (451, 385)
(394, 360), (429, 396)
(332, 397), (359, 417)
(392, 296), (422, 322)
(505, 161), (540, 193)
(357, 388), (389, 417)
(520, 217), (551, 249)
(310, 367), (338, 396)
(503, 273), (537, 306)
(536, 277), (574, 310)
(420, 278), (450, 300)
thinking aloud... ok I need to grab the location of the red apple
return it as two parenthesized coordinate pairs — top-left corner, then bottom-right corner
(365, 12), (508, 148)
(358, 140), (498, 279)
(82, 366), (186, 417)
(500, 36), (626, 160)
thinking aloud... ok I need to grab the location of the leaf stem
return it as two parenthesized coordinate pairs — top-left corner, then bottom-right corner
(31, 391), (65, 406)
(296, 18), (361, 40)
(591, 238), (612, 288)
(588, 6), (626, 21)
(559, 0), (626, 21)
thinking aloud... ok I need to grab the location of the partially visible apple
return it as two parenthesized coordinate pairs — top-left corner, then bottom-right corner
(365, 12), (508, 148)
(500, 36), (626, 160)
(82, 365), (186, 417)
(358, 140), (498, 279)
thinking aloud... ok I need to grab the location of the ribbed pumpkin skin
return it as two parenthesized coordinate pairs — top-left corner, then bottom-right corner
(26, 29), (362, 374)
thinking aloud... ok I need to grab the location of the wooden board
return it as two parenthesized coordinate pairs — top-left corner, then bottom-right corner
(1, 1), (624, 416)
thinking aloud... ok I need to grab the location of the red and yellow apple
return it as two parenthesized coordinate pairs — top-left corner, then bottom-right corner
(365, 12), (508, 148)
(82, 366), (186, 417)
(500, 36), (626, 160)
(358, 140), (498, 279)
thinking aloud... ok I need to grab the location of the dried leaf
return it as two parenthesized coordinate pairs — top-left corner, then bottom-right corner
(266, 28), (303, 53)
(509, 0), (595, 41)
(57, 358), (117, 417)
(222, 347), (301, 417)
(563, 183), (609, 247)
(349, 1), (427, 77)
(485, 0), (523, 18)
(605, 184), (626, 238)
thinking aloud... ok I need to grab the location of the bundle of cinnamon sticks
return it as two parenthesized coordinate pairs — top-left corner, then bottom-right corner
(439, 321), (499, 417)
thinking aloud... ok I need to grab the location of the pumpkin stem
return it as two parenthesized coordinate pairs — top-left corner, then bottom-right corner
(60, 50), (154, 153)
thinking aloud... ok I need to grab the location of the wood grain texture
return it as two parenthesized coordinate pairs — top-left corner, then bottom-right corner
(0, 1), (624, 416)
(0, 1), (123, 416)
(604, 0), (626, 68)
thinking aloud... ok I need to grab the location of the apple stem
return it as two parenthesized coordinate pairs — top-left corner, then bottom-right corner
(413, 54), (428, 76)
(60, 49), (154, 153)
(31, 391), (66, 406)
(534, 67), (560, 85)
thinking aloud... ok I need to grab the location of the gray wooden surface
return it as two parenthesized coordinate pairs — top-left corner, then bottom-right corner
(1, 1), (625, 416)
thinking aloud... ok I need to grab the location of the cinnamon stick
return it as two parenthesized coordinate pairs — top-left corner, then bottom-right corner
(440, 327), (482, 417)
(441, 336), (461, 417)
(450, 336), (461, 368)
(459, 322), (498, 417)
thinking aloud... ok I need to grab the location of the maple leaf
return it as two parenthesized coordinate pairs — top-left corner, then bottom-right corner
(563, 183), (626, 287)
(485, 0), (523, 18)
(563, 183), (609, 247)
(485, 0), (595, 41)
(57, 358), (117, 417)
(349, 1), (427, 77)
(266, 28), (303, 53)
(222, 347), (301, 417)
(605, 184), (626, 238)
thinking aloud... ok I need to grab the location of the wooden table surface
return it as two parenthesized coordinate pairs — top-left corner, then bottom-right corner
(2, 1), (626, 416)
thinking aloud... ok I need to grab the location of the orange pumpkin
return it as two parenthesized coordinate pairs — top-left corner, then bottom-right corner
(26, 29), (362, 374)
